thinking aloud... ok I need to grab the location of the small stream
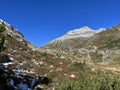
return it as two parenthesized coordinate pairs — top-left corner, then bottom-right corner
(10, 75), (39, 90)
(0, 63), (51, 90)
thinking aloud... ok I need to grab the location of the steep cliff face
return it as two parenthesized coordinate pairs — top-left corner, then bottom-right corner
(42, 26), (105, 51)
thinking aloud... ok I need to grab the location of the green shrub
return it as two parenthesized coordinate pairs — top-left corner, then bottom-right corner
(68, 61), (87, 71)
(52, 75), (120, 90)
(0, 22), (6, 52)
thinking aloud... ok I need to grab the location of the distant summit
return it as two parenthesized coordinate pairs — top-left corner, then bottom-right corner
(61, 26), (105, 39)
(42, 26), (105, 51)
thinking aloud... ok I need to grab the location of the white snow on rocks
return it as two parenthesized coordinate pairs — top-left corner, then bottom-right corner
(2, 62), (13, 67)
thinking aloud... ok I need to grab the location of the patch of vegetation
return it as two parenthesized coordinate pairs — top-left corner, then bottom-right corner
(109, 57), (120, 66)
(90, 52), (103, 63)
(52, 75), (120, 90)
(68, 61), (87, 71)
(99, 39), (120, 49)
(0, 22), (6, 52)
(47, 71), (59, 79)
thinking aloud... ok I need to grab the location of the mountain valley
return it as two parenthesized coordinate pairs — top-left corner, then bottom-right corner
(0, 19), (120, 90)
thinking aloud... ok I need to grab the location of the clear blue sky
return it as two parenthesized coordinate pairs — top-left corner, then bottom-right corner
(0, 0), (120, 47)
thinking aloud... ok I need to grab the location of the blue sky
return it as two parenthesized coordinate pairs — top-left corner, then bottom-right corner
(0, 0), (120, 46)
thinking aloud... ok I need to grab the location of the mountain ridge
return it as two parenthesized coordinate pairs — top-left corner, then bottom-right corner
(83, 24), (120, 49)
(53, 26), (105, 40)
(42, 26), (105, 51)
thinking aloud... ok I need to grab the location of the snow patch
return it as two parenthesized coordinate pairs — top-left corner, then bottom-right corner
(2, 62), (13, 68)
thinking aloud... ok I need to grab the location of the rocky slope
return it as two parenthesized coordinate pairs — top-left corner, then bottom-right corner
(0, 19), (99, 90)
(42, 26), (105, 51)
(1, 19), (120, 90)
(41, 24), (120, 65)
(0, 19), (53, 90)
(84, 24), (120, 50)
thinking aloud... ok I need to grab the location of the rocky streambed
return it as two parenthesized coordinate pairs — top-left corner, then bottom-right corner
(0, 65), (51, 90)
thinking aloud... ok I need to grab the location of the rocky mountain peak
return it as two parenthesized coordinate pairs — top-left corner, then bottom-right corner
(42, 26), (105, 51)
(66, 26), (93, 35)
(55, 26), (105, 40)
